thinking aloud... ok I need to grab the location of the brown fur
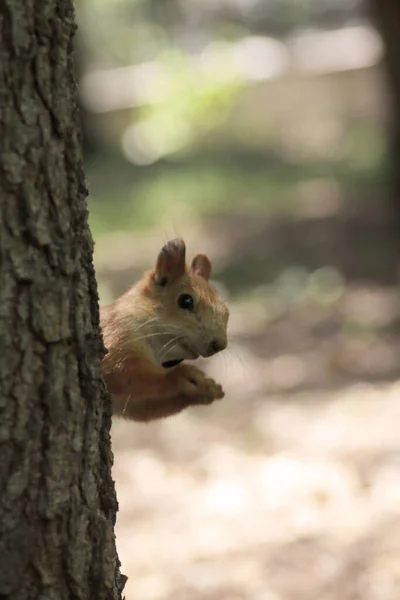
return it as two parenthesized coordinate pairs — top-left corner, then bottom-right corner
(100, 238), (229, 422)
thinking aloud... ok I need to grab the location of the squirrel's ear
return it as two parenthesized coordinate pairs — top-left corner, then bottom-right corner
(154, 238), (186, 286)
(191, 254), (212, 281)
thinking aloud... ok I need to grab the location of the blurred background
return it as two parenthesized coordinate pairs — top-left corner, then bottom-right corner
(76, 0), (400, 598)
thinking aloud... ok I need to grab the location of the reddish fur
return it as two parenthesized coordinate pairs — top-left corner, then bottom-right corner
(100, 239), (228, 422)
(191, 254), (212, 281)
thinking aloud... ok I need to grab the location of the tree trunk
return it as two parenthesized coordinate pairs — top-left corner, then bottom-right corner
(0, 1), (124, 599)
(369, 0), (400, 211)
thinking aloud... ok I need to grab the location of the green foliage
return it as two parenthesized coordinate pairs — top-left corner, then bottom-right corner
(124, 49), (243, 163)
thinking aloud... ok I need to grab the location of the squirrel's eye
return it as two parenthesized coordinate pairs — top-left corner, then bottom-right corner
(177, 293), (194, 310)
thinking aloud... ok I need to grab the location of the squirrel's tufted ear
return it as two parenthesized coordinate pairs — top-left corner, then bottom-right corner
(191, 254), (212, 281)
(154, 238), (186, 286)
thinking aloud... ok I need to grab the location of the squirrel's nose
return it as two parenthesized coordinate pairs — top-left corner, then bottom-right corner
(206, 339), (227, 357)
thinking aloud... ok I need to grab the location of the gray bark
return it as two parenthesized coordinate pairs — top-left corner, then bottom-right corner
(0, 1), (124, 598)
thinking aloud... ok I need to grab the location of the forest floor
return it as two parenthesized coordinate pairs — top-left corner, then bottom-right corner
(94, 193), (400, 600)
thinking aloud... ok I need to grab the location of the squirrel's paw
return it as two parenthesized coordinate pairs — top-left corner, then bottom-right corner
(194, 378), (224, 405)
(171, 364), (224, 403)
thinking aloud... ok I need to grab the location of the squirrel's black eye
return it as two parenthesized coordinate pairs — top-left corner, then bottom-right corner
(177, 293), (194, 310)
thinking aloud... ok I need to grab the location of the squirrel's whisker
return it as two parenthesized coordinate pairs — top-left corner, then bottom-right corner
(100, 237), (228, 422)
(159, 334), (185, 363)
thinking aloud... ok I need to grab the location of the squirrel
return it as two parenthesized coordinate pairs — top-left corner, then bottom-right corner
(100, 238), (229, 422)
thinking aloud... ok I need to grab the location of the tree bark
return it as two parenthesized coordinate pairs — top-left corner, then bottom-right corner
(0, 1), (124, 599)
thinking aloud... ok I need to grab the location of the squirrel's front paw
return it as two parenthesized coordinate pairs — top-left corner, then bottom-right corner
(196, 377), (224, 405)
(170, 364), (224, 404)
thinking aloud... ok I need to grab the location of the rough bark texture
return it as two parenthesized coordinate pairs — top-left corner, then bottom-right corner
(0, 1), (124, 598)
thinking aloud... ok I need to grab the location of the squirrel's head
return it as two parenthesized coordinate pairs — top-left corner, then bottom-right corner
(140, 238), (229, 368)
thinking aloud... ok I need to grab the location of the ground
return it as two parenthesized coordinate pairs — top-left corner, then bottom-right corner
(113, 381), (400, 600)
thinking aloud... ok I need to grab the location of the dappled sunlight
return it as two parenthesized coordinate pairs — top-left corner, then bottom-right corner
(95, 206), (400, 598)
(78, 0), (400, 596)
(104, 231), (400, 598)
(113, 381), (400, 600)
(98, 206), (400, 598)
